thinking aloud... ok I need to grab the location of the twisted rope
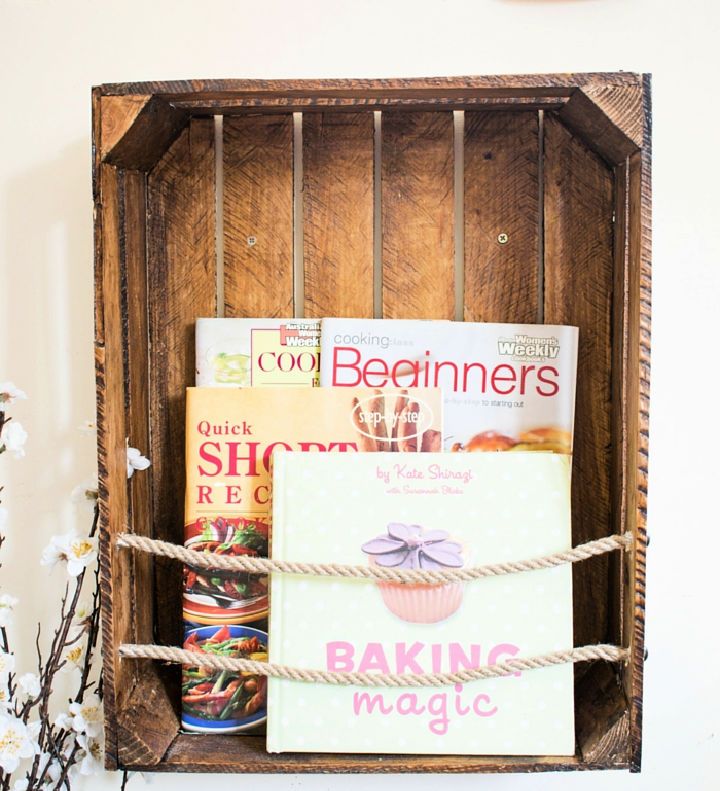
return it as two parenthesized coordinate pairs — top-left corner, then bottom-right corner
(119, 643), (629, 687)
(116, 531), (632, 584)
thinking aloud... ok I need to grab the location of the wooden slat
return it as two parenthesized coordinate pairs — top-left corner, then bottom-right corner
(123, 171), (154, 647)
(147, 119), (216, 658)
(381, 112), (454, 318)
(543, 114), (614, 650)
(303, 112), (374, 317)
(96, 163), (131, 769)
(158, 734), (588, 773)
(625, 74), (651, 772)
(464, 111), (539, 322)
(224, 115), (294, 317)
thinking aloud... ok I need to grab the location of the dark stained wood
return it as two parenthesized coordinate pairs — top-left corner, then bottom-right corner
(543, 114), (615, 651)
(147, 119), (216, 657)
(624, 74), (651, 773)
(100, 96), (152, 156)
(156, 733), (588, 773)
(122, 171), (154, 646)
(96, 72), (642, 99)
(575, 663), (629, 765)
(558, 89), (641, 166)
(95, 162), (131, 770)
(464, 111), (539, 322)
(303, 112), (374, 317)
(223, 115), (294, 317)
(382, 111), (454, 318)
(101, 96), (189, 171)
(94, 74), (651, 774)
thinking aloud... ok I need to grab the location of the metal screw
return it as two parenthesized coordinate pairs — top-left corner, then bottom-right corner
(247, 236), (257, 247)
(497, 232), (509, 245)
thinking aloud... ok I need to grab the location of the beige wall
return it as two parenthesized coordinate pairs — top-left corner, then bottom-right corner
(1, 0), (718, 788)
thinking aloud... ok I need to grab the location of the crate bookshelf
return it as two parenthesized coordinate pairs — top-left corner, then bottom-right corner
(93, 73), (650, 773)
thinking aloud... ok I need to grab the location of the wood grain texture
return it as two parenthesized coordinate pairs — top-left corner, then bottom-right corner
(100, 95), (151, 156)
(122, 171), (154, 647)
(382, 112), (454, 318)
(95, 163), (131, 770)
(582, 83), (644, 149)
(223, 115), (294, 317)
(303, 112), (374, 317)
(155, 734), (590, 773)
(97, 72), (642, 99)
(543, 114), (614, 650)
(147, 119), (216, 658)
(94, 74), (651, 773)
(624, 74), (651, 773)
(100, 95), (189, 171)
(464, 111), (539, 322)
(575, 663), (629, 765)
(558, 90), (640, 166)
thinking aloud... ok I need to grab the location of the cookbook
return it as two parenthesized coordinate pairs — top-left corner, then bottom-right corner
(267, 451), (574, 755)
(183, 387), (443, 626)
(195, 317), (321, 387)
(320, 319), (578, 455)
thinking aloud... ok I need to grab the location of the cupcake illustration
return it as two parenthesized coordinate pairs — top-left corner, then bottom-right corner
(361, 523), (465, 624)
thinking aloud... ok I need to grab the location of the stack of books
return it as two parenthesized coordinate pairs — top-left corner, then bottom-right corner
(181, 317), (578, 756)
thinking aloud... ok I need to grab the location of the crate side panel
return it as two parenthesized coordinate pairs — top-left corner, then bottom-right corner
(160, 734), (587, 773)
(147, 119), (216, 656)
(543, 114), (614, 649)
(381, 112), (455, 318)
(463, 111), (540, 322)
(224, 115), (294, 317)
(123, 171), (155, 645)
(96, 164), (133, 766)
(303, 112), (374, 317)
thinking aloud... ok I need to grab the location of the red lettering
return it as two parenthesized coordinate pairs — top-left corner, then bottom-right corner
(332, 346), (362, 386)
(536, 365), (560, 396)
(518, 364), (536, 395)
(491, 364), (517, 395)
(362, 357), (389, 387)
(226, 442), (261, 477)
(198, 442), (222, 476)
(225, 485), (242, 504)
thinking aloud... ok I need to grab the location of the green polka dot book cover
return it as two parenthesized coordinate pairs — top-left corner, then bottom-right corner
(267, 451), (574, 755)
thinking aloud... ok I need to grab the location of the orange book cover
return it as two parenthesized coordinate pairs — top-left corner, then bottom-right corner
(183, 387), (443, 627)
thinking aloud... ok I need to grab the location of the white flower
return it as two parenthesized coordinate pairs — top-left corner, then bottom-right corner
(18, 673), (41, 699)
(127, 447), (150, 479)
(0, 687), (12, 710)
(61, 645), (84, 672)
(77, 733), (103, 775)
(54, 711), (73, 731)
(71, 477), (99, 509)
(0, 594), (19, 628)
(0, 383), (27, 409)
(37, 751), (61, 783)
(0, 650), (16, 677)
(0, 421), (27, 458)
(41, 533), (97, 577)
(0, 714), (36, 773)
(12, 778), (28, 791)
(71, 601), (94, 636)
(78, 419), (97, 435)
(69, 697), (103, 737)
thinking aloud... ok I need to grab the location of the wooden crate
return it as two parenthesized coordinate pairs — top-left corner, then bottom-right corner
(93, 73), (650, 774)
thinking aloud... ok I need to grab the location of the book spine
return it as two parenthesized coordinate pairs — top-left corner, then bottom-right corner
(266, 452), (285, 753)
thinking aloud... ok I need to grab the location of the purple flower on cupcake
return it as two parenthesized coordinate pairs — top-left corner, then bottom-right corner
(361, 524), (465, 624)
(361, 523), (463, 570)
